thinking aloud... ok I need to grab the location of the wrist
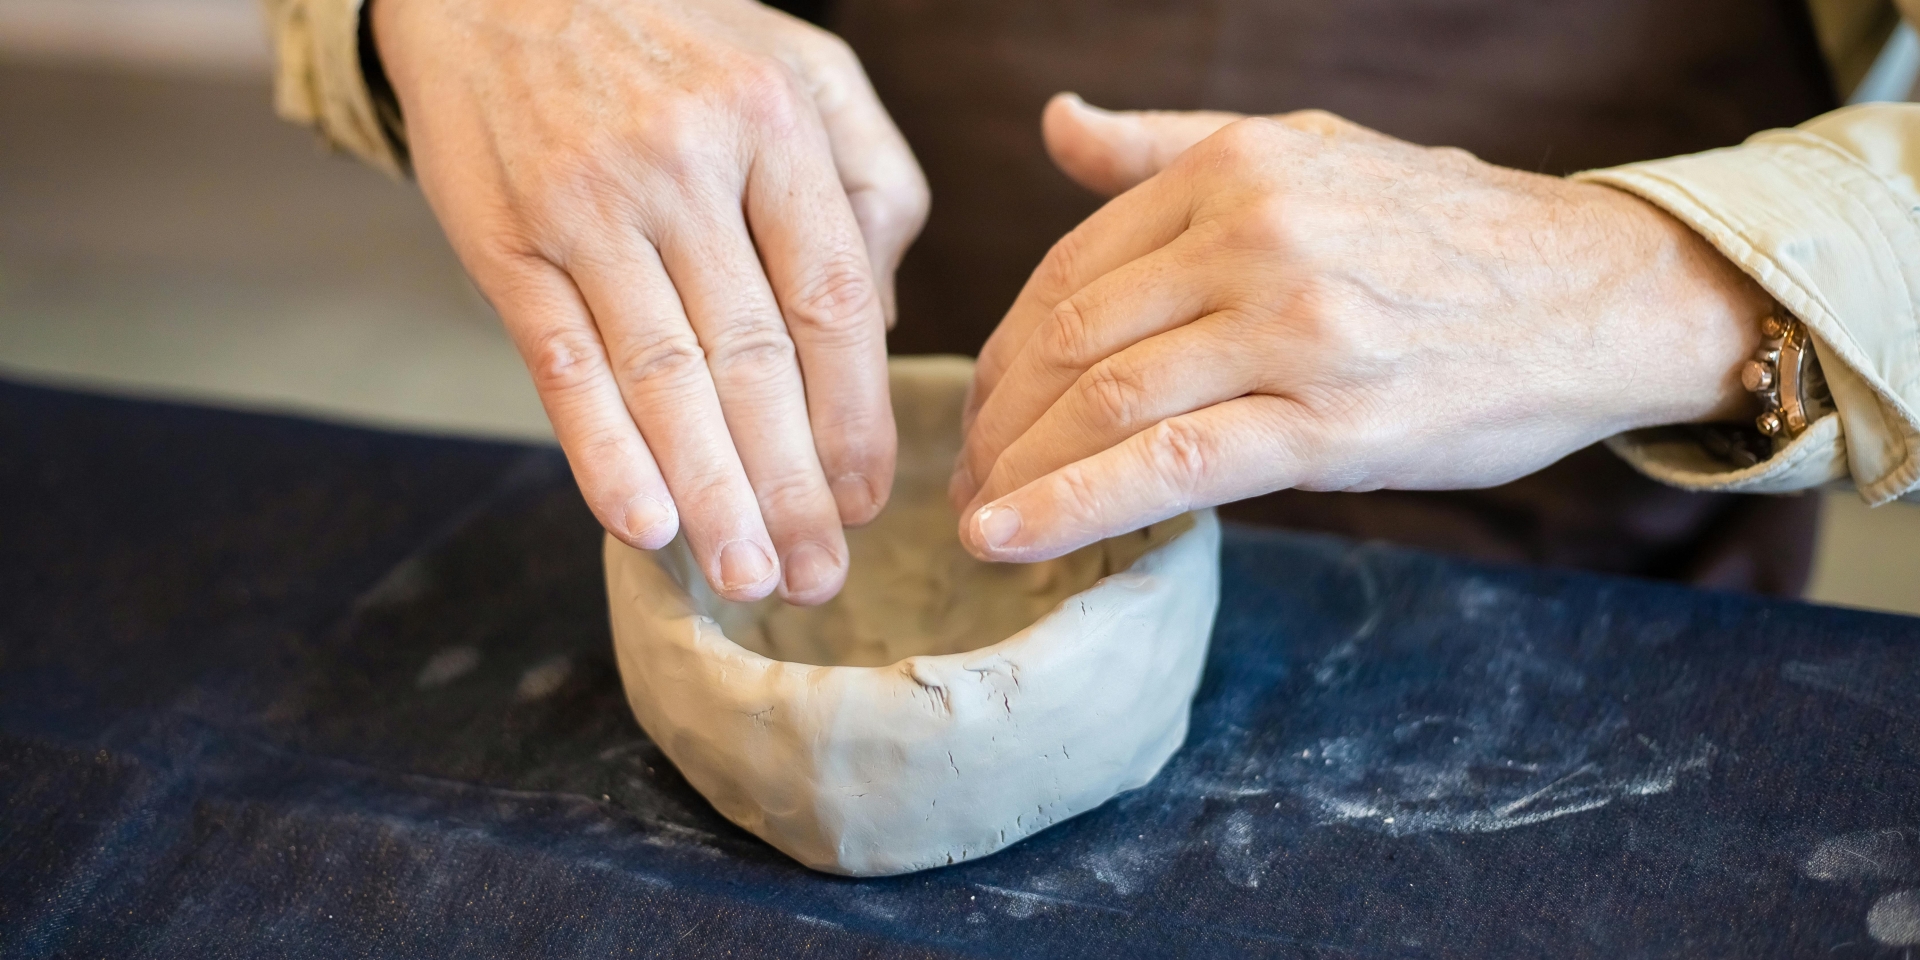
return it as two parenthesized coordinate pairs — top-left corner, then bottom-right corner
(1590, 183), (1769, 431)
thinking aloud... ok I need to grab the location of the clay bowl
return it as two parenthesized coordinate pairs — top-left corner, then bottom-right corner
(603, 356), (1221, 876)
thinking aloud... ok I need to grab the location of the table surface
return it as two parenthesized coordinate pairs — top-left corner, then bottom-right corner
(4, 379), (1919, 959)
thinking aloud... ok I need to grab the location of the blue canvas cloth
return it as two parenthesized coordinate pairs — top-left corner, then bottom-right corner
(2, 378), (1918, 958)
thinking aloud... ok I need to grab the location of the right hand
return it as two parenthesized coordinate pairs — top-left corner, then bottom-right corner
(373, 0), (928, 604)
(950, 98), (1767, 563)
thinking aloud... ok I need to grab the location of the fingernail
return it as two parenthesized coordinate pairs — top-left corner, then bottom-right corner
(717, 539), (776, 592)
(975, 504), (1022, 550)
(782, 541), (841, 600)
(622, 495), (675, 546)
(831, 472), (876, 519)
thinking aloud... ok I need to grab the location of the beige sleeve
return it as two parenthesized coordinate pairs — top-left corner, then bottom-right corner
(1572, 101), (1920, 507)
(262, 0), (402, 175)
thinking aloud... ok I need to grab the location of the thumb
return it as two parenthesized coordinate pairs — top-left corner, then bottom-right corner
(1041, 93), (1244, 197)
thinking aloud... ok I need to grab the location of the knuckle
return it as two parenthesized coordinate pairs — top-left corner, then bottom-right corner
(517, 145), (636, 225)
(799, 29), (862, 77)
(568, 433), (653, 509)
(1144, 417), (1209, 500)
(1282, 109), (1348, 135)
(1037, 298), (1100, 373)
(785, 32), (857, 111)
(707, 321), (798, 377)
(1220, 193), (1306, 254)
(628, 97), (717, 175)
(467, 244), (558, 309)
(1051, 462), (1106, 518)
(1207, 116), (1281, 160)
(786, 252), (878, 336)
(724, 55), (806, 132)
(1428, 144), (1480, 166)
(614, 332), (707, 393)
(472, 234), (545, 276)
(1256, 284), (1360, 367)
(1290, 285), (1373, 363)
(575, 428), (642, 468)
(523, 326), (607, 395)
(753, 467), (827, 517)
(850, 180), (928, 255)
(866, 166), (931, 238)
(811, 30), (859, 67)
(1079, 358), (1149, 427)
(675, 470), (743, 515)
(817, 407), (894, 465)
(904, 176), (932, 227)
(1032, 230), (1088, 301)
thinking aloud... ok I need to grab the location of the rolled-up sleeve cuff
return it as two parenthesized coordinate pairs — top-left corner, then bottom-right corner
(263, 0), (401, 175)
(1573, 115), (1920, 506)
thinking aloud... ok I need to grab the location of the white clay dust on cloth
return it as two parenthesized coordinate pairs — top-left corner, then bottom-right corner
(604, 355), (1222, 876)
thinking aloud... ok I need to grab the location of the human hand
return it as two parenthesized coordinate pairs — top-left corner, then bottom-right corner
(373, 0), (928, 603)
(951, 95), (1768, 563)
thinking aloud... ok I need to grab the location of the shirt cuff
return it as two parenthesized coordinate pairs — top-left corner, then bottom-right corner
(1573, 113), (1920, 506)
(263, 0), (403, 176)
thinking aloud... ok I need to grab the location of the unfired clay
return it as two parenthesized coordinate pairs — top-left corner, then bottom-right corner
(603, 356), (1221, 876)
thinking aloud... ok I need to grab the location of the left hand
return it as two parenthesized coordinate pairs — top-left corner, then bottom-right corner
(951, 95), (1771, 562)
